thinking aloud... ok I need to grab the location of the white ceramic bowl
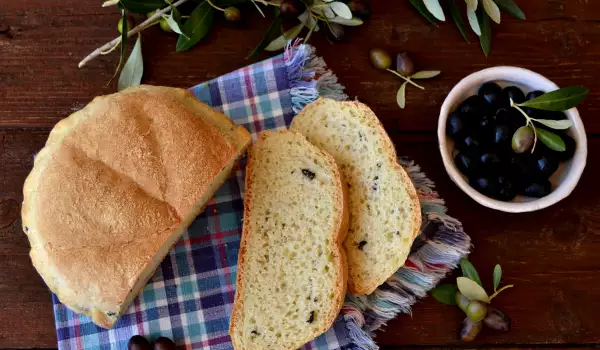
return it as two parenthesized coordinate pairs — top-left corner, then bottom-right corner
(438, 66), (587, 213)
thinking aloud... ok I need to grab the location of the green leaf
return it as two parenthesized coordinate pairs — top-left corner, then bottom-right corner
(164, 14), (186, 37)
(457, 277), (490, 303)
(118, 0), (165, 13)
(464, 0), (478, 11)
(536, 128), (566, 152)
(408, 0), (439, 25)
(329, 16), (363, 26)
(118, 34), (143, 91)
(430, 284), (458, 305)
(493, 264), (502, 291)
(397, 82), (407, 109)
(477, 9), (492, 56)
(411, 70), (441, 79)
(518, 86), (589, 111)
(494, 0), (525, 20)
(460, 258), (483, 286)
(265, 23), (303, 52)
(423, 0), (446, 21)
(533, 119), (574, 130)
(467, 6), (481, 36)
(329, 1), (353, 19)
(482, 0), (501, 23)
(450, 0), (470, 42)
(176, 1), (214, 52)
(247, 10), (282, 59)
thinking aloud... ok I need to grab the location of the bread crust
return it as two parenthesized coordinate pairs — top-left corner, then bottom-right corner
(22, 85), (251, 328)
(229, 130), (348, 350)
(291, 98), (422, 295)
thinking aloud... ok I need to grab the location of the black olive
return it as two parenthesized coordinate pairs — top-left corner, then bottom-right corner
(460, 317), (483, 342)
(526, 90), (545, 101)
(556, 133), (576, 161)
(469, 175), (500, 198)
(455, 151), (481, 176)
(307, 311), (315, 323)
(348, 0), (371, 18)
(458, 95), (489, 117)
(511, 154), (542, 182)
(495, 108), (523, 131)
(480, 152), (502, 171)
(492, 124), (512, 150)
(457, 133), (484, 151)
(358, 240), (367, 250)
(503, 86), (525, 104)
(446, 112), (470, 140)
(280, 0), (305, 18)
(479, 82), (508, 109)
(128, 336), (151, 350)
(327, 23), (344, 41)
(395, 52), (415, 76)
(153, 337), (176, 350)
(483, 307), (511, 331)
(536, 154), (559, 178)
(496, 174), (517, 201)
(522, 179), (552, 198)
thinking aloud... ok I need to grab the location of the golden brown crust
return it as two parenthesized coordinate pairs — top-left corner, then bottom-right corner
(22, 85), (251, 328)
(229, 130), (347, 350)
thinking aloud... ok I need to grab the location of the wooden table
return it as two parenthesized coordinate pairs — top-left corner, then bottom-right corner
(2, 0), (600, 348)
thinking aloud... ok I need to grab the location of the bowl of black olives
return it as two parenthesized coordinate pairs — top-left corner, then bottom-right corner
(438, 66), (587, 212)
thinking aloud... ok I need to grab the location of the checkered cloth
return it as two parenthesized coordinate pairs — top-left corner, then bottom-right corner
(53, 44), (354, 349)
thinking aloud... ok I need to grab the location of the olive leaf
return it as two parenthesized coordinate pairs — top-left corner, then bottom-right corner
(176, 1), (214, 52)
(494, 0), (525, 20)
(118, 0), (166, 13)
(430, 284), (458, 305)
(411, 70), (441, 79)
(450, 0), (470, 43)
(518, 86), (589, 111)
(493, 264), (502, 291)
(265, 23), (303, 52)
(408, 0), (438, 25)
(460, 258), (483, 286)
(536, 128), (566, 152)
(457, 277), (490, 303)
(482, 0), (501, 24)
(329, 17), (363, 26)
(464, 0), (478, 11)
(397, 82), (407, 109)
(533, 119), (573, 130)
(423, 0), (446, 21)
(164, 14), (186, 37)
(477, 8), (492, 56)
(329, 2), (353, 19)
(118, 34), (143, 91)
(247, 10), (282, 59)
(467, 6), (481, 36)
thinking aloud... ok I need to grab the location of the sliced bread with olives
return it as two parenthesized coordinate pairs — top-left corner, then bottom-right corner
(291, 98), (421, 295)
(230, 130), (348, 350)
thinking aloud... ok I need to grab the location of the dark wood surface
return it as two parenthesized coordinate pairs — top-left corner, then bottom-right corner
(1, 0), (600, 348)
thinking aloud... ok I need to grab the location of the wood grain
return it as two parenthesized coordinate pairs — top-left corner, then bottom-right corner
(1, 0), (600, 348)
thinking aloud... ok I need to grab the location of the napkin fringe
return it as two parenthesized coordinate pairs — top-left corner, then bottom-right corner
(284, 43), (348, 113)
(340, 160), (472, 350)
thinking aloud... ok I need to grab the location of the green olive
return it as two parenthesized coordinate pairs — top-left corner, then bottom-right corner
(369, 48), (392, 70)
(455, 292), (470, 313)
(117, 16), (134, 34)
(512, 126), (534, 153)
(465, 301), (488, 322)
(460, 317), (483, 342)
(224, 7), (242, 22)
(395, 52), (415, 76)
(159, 17), (172, 32)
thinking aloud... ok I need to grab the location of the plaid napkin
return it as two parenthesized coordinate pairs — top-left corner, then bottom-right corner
(52, 44), (470, 350)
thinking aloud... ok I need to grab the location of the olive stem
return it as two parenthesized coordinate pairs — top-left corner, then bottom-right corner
(511, 100), (538, 153)
(488, 284), (514, 302)
(78, 0), (192, 68)
(253, 0), (281, 7)
(386, 69), (425, 90)
(207, 0), (226, 12)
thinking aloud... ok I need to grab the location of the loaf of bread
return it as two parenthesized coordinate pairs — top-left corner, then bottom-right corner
(229, 130), (348, 350)
(291, 98), (421, 295)
(22, 85), (251, 328)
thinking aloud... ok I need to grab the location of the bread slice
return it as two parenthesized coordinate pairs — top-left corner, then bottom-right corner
(22, 85), (251, 328)
(229, 130), (348, 350)
(291, 98), (421, 295)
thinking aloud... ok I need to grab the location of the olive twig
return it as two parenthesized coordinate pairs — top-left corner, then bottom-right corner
(78, 0), (193, 68)
(253, 0), (281, 7)
(510, 98), (538, 153)
(386, 69), (425, 90)
(488, 284), (514, 302)
(206, 0), (226, 11)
